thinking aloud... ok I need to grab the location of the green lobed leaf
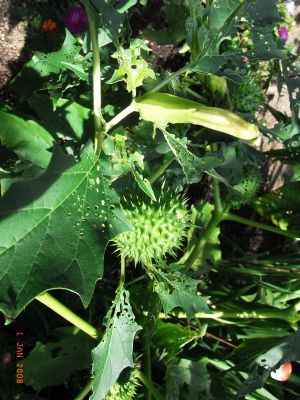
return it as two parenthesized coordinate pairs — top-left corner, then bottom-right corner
(23, 327), (94, 390)
(91, 286), (141, 400)
(107, 39), (155, 94)
(159, 127), (222, 183)
(0, 144), (130, 317)
(0, 111), (54, 169)
(60, 61), (89, 82)
(152, 264), (210, 322)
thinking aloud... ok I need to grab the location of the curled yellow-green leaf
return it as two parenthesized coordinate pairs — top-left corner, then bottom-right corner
(133, 92), (259, 140)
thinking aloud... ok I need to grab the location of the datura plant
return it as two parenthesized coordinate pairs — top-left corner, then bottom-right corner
(1, 0), (300, 400)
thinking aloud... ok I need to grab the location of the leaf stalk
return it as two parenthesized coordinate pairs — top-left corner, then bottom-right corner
(35, 292), (101, 340)
(138, 372), (164, 400)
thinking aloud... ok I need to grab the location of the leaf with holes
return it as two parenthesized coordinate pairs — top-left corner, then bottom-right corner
(31, 30), (87, 79)
(246, 0), (286, 60)
(91, 286), (141, 400)
(152, 264), (210, 322)
(0, 143), (130, 318)
(107, 39), (155, 95)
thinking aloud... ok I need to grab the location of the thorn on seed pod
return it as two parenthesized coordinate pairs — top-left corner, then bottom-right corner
(270, 362), (292, 382)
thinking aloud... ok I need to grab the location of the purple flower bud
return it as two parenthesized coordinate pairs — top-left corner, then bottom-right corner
(278, 27), (288, 43)
(64, 6), (88, 35)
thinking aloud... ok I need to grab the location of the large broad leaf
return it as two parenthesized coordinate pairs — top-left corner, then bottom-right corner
(91, 287), (141, 400)
(23, 327), (94, 390)
(0, 111), (53, 169)
(187, 0), (286, 78)
(0, 144), (130, 318)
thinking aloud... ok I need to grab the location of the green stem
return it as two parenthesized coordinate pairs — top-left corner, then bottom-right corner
(35, 292), (101, 340)
(185, 87), (208, 104)
(120, 255), (126, 285)
(185, 210), (223, 270)
(138, 372), (164, 400)
(161, 306), (300, 323)
(105, 104), (136, 133)
(83, 0), (105, 155)
(74, 379), (93, 400)
(212, 176), (222, 215)
(144, 335), (152, 400)
(185, 174), (224, 270)
(125, 274), (146, 287)
(224, 212), (300, 240)
(149, 156), (176, 184)
(149, 65), (190, 93)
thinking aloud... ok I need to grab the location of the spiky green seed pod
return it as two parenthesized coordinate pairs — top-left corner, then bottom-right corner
(226, 167), (263, 209)
(231, 80), (265, 113)
(105, 369), (140, 400)
(113, 191), (190, 265)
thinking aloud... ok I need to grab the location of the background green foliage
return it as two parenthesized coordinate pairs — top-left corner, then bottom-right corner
(0, 0), (300, 399)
